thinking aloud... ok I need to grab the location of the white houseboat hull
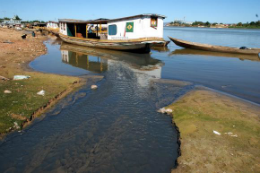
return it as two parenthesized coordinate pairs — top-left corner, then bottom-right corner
(59, 34), (163, 53)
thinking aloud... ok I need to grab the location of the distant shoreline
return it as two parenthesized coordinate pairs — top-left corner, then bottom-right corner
(165, 25), (260, 30)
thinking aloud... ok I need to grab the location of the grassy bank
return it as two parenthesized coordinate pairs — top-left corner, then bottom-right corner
(167, 88), (260, 172)
(0, 28), (87, 137)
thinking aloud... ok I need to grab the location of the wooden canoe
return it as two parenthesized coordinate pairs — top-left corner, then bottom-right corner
(169, 37), (260, 55)
(170, 49), (260, 62)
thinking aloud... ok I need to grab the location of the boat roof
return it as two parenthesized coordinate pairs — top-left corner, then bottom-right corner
(109, 14), (166, 22)
(59, 14), (166, 24)
(48, 21), (59, 24)
(58, 18), (109, 24)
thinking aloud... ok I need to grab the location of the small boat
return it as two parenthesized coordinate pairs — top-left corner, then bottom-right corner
(169, 37), (260, 55)
(170, 49), (260, 62)
(58, 14), (168, 53)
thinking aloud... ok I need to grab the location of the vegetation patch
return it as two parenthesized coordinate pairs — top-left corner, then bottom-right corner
(168, 88), (260, 172)
(0, 28), (86, 137)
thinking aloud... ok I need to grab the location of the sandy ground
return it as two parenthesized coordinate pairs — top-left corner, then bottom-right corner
(0, 28), (46, 75)
(167, 87), (260, 173)
(0, 28), (96, 137)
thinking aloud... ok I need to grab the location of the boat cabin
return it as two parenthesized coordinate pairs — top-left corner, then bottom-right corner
(59, 14), (166, 40)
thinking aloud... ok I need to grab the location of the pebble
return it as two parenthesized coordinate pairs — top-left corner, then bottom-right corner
(4, 90), (12, 94)
(157, 107), (173, 114)
(37, 90), (45, 96)
(213, 130), (221, 135)
(91, 85), (98, 90)
(13, 122), (20, 129)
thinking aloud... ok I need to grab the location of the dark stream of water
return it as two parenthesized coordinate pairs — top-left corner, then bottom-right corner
(0, 27), (260, 173)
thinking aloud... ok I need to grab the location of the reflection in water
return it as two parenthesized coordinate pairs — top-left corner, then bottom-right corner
(151, 46), (170, 52)
(170, 48), (260, 62)
(61, 50), (108, 73)
(60, 43), (164, 87)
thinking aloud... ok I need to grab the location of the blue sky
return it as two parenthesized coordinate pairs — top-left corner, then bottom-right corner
(0, 0), (259, 23)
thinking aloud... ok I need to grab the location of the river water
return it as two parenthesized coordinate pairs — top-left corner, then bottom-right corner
(0, 27), (260, 173)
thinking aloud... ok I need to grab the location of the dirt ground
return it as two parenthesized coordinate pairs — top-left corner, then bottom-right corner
(0, 28), (88, 137)
(167, 88), (260, 173)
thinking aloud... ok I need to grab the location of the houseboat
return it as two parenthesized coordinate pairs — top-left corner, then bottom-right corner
(58, 14), (167, 53)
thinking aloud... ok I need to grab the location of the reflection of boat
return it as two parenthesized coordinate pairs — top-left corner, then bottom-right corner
(60, 43), (164, 71)
(170, 48), (260, 61)
(169, 37), (260, 55)
(61, 51), (108, 73)
(151, 45), (170, 52)
(60, 43), (165, 87)
(58, 14), (168, 53)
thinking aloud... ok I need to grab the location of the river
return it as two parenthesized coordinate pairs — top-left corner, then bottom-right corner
(0, 27), (259, 173)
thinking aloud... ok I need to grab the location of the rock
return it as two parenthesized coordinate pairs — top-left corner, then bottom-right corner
(13, 122), (20, 129)
(91, 85), (98, 90)
(4, 90), (12, 94)
(157, 107), (173, 114)
(165, 108), (173, 113)
(37, 90), (45, 96)
(0, 75), (9, 81)
(157, 107), (166, 113)
(213, 130), (221, 135)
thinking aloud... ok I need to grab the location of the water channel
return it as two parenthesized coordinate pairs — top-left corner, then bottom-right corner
(0, 27), (260, 173)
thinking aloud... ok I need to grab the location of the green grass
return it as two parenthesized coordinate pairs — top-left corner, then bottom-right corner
(0, 72), (82, 134)
(168, 89), (260, 172)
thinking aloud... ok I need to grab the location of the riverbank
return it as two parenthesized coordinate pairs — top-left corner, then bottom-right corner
(0, 28), (89, 138)
(167, 87), (260, 172)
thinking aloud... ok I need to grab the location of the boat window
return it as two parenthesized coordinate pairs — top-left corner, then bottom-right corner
(108, 25), (117, 35)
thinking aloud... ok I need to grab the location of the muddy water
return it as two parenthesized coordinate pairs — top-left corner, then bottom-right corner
(0, 42), (192, 173)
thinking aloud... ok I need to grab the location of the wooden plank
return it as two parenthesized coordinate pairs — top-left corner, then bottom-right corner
(74, 24), (77, 37)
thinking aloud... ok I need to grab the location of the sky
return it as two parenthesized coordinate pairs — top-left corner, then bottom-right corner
(0, 0), (259, 23)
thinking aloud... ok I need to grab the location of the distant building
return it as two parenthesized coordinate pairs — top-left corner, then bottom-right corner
(2, 15), (21, 25)
(47, 21), (59, 29)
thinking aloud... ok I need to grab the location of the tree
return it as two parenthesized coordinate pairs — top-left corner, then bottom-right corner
(192, 21), (204, 26)
(250, 21), (255, 26)
(205, 21), (210, 26)
(3, 17), (10, 20)
(14, 15), (21, 20)
(237, 22), (243, 26)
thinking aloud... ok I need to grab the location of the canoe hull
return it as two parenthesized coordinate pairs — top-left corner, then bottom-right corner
(59, 34), (153, 53)
(169, 37), (260, 55)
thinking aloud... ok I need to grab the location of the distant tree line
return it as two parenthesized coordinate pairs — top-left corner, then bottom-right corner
(190, 20), (260, 28)
(235, 21), (260, 27)
(21, 20), (46, 24)
(0, 15), (45, 24)
(192, 21), (211, 26)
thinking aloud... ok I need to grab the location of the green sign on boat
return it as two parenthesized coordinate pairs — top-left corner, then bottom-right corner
(126, 22), (134, 32)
